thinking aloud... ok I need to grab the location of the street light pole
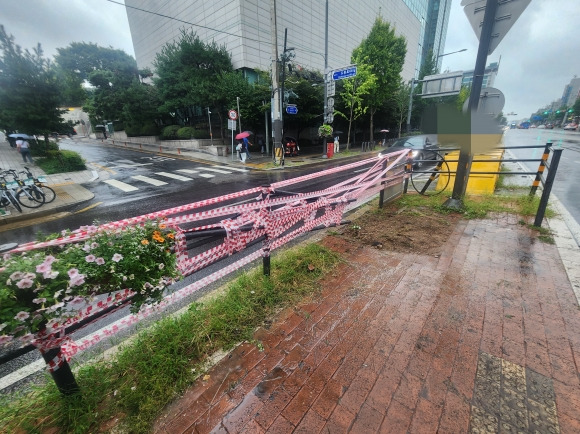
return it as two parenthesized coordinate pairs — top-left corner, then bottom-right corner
(322, 0), (329, 157)
(207, 107), (213, 146)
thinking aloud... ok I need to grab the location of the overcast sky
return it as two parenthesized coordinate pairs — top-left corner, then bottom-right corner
(2, 0), (579, 121)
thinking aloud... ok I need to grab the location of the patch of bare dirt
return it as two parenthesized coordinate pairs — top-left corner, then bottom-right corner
(333, 202), (462, 256)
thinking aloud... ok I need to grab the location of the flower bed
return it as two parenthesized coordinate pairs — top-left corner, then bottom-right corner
(0, 220), (180, 347)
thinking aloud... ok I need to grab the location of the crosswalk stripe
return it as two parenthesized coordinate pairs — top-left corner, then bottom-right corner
(104, 179), (139, 192)
(216, 166), (249, 173)
(195, 167), (232, 174)
(155, 172), (194, 181)
(176, 169), (199, 174)
(131, 175), (168, 186)
(199, 174), (215, 178)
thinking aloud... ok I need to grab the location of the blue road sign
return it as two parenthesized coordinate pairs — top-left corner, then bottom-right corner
(286, 105), (298, 114)
(332, 66), (357, 81)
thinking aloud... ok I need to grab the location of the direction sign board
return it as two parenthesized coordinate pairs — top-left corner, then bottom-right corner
(228, 119), (237, 130)
(286, 105), (298, 115)
(332, 65), (357, 81)
(463, 0), (531, 55)
(327, 97), (335, 110)
(326, 80), (336, 97)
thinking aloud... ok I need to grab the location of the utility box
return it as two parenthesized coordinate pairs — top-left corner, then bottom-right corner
(326, 142), (334, 158)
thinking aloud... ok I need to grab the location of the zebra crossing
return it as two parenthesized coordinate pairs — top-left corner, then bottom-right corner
(102, 164), (249, 193)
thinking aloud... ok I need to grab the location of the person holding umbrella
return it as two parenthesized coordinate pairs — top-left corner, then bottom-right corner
(10, 134), (34, 164)
(235, 131), (252, 162)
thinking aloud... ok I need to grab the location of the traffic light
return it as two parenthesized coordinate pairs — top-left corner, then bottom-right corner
(569, 109), (574, 113)
(556, 110), (560, 114)
(544, 111), (548, 114)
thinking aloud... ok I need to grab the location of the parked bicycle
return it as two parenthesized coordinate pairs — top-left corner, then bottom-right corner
(0, 167), (56, 211)
(22, 166), (56, 204)
(0, 174), (23, 213)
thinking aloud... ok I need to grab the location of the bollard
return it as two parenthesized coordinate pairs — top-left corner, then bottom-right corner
(139, 143), (142, 149)
(378, 158), (388, 208)
(530, 142), (552, 197)
(534, 148), (562, 227)
(178, 148), (181, 155)
(39, 346), (80, 395)
(263, 248), (271, 276)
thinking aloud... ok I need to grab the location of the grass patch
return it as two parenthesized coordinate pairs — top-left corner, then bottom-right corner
(36, 150), (87, 174)
(392, 192), (555, 220)
(0, 243), (340, 433)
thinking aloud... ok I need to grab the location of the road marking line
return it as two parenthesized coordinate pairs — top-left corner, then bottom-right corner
(199, 174), (215, 178)
(216, 166), (249, 172)
(91, 163), (116, 174)
(155, 172), (194, 181)
(176, 169), (199, 174)
(110, 163), (154, 168)
(75, 202), (103, 213)
(196, 167), (232, 174)
(0, 359), (45, 391)
(131, 175), (168, 186)
(103, 179), (139, 192)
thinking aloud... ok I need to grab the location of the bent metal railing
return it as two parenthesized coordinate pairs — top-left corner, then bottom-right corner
(407, 142), (563, 227)
(1, 149), (410, 394)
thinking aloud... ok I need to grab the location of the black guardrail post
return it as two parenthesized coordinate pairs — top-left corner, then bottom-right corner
(534, 148), (562, 227)
(39, 346), (80, 395)
(529, 142), (552, 196)
(403, 151), (412, 194)
(378, 158), (388, 208)
(263, 246), (271, 276)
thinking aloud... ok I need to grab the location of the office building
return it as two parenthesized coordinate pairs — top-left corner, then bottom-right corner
(422, 0), (452, 70)
(461, 62), (499, 89)
(561, 77), (580, 108)
(126, 0), (448, 82)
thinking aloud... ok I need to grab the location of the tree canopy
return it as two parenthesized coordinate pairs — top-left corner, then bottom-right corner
(352, 18), (407, 141)
(0, 25), (65, 138)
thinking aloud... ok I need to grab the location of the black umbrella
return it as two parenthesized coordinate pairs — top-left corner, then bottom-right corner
(8, 133), (33, 139)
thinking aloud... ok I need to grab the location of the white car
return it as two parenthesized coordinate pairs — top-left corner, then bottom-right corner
(563, 123), (578, 131)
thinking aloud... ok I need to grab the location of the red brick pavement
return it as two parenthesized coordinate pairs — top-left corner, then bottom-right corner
(153, 215), (580, 433)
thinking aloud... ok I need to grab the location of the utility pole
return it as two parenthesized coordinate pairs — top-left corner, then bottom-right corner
(444, 0), (498, 209)
(322, 0), (329, 158)
(270, 0), (282, 163)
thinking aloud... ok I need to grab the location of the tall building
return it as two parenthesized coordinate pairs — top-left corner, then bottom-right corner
(421, 0), (452, 70)
(461, 62), (499, 89)
(125, 0), (443, 82)
(561, 77), (580, 107)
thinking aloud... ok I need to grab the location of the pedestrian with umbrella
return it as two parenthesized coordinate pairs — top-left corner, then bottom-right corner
(10, 134), (34, 164)
(235, 131), (253, 162)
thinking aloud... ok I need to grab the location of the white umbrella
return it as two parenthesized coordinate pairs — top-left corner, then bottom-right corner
(8, 133), (33, 139)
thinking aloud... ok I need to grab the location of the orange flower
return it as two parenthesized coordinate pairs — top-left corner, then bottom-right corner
(167, 233), (174, 239)
(159, 224), (167, 229)
(141, 239), (149, 245)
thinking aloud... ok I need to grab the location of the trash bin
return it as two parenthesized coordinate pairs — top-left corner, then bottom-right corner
(327, 142), (334, 158)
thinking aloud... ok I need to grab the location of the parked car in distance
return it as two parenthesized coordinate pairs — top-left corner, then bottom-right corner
(384, 135), (439, 168)
(563, 123), (578, 131)
(537, 124), (546, 129)
(546, 123), (554, 129)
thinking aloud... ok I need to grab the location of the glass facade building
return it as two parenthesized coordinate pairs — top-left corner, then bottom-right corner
(125, 0), (448, 81)
(421, 0), (452, 71)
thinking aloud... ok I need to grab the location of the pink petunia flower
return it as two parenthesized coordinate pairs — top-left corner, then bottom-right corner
(158, 263), (165, 270)
(70, 274), (86, 287)
(32, 298), (47, 304)
(0, 335), (13, 345)
(69, 296), (86, 306)
(85, 254), (96, 263)
(43, 270), (59, 279)
(36, 262), (51, 274)
(9, 271), (24, 280)
(112, 253), (123, 262)
(82, 244), (91, 252)
(91, 242), (99, 249)
(44, 255), (56, 265)
(68, 268), (79, 278)
(14, 311), (30, 321)
(16, 278), (34, 289)
(96, 257), (105, 265)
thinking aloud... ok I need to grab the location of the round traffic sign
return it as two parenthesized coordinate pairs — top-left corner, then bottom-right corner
(228, 110), (238, 120)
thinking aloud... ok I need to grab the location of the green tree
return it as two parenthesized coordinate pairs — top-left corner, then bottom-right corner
(410, 49), (438, 128)
(0, 25), (65, 142)
(55, 42), (138, 125)
(281, 69), (324, 142)
(122, 81), (161, 134)
(154, 30), (233, 120)
(352, 18), (407, 142)
(392, 81), (411, 137)
(336, 62), (376, 149)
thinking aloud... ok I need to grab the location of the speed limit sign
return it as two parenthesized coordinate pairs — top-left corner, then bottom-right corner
(228, 110), (238, 120)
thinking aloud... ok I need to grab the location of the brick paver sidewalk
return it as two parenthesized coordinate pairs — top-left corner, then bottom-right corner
(154, 215), (580, 433)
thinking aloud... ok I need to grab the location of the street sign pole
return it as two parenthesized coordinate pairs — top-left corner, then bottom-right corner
(322, 0), (329, 158)
(445, 0), (498, 209)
